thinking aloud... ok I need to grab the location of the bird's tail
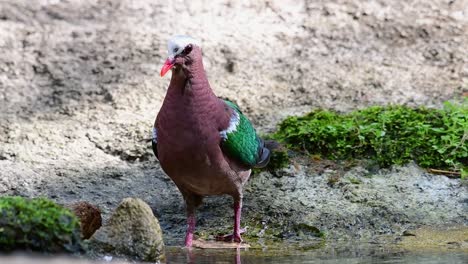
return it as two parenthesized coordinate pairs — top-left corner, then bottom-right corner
(254, 138), (277, 168)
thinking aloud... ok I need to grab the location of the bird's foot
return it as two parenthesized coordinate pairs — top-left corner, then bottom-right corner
(215, 228), (245, 243)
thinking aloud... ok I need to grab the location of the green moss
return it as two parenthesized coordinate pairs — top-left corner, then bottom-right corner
(192, 215), (326, 251)
(293, 223), (325, 238)
(267, 148), (290, 171)
(348, 177), (362, 185)
(273, 100), (467, 172)
(0, 196), (83, 253)
(461, 168), (468, 180)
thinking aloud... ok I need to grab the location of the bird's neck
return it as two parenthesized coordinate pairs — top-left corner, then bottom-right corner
(168, 53), (214, 99)
(160, 49), (231, 133)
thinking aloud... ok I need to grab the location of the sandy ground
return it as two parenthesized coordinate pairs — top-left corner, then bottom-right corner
(0, 0), (467, 249)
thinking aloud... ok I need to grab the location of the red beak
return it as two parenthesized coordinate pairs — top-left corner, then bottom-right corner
(160, 58), (175, 77)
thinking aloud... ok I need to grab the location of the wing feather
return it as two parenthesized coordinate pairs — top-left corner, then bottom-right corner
(219, 99), (270, 168)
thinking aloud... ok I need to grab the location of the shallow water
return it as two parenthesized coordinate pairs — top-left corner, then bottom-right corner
(165, 248), (468, 264)
(2, 248), (468, 264)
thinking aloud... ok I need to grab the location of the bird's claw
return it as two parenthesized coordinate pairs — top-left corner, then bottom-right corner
(233, 233), (243, 243)
(216, 228), (245, 243)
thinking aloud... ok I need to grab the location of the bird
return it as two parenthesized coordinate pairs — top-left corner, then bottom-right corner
(152, 35), (270, 247)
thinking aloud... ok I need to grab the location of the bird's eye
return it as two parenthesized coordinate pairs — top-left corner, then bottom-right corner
(182, 44), (193, 55)
(173, 47), (179, 53)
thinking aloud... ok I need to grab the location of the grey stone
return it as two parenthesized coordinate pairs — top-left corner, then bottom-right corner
(91, 198), (165, 262)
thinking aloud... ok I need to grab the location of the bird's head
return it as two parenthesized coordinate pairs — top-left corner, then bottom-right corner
(160, 35), (201, 77)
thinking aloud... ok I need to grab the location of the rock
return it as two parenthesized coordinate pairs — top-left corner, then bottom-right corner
(192, 240), (250, 249)
(67, 201), (102, 239)
(402, 230), (416, 237)
(90, 198), (165, 262)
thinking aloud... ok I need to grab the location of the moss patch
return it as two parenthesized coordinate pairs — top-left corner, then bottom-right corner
(273, 101), (467, 172)
(193, 213), (325, 250)
(0, 196), (83, 253)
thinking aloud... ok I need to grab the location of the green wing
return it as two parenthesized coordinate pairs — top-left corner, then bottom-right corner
(220, 99), (270, 168)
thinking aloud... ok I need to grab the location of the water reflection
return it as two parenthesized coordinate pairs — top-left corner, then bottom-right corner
(184, 247), (242, 264)
(167, 246), (468, 264)
(1, 248), (467, 264)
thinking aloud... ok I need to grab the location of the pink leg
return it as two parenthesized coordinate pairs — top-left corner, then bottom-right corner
(233, 199), (243, 242)
(216, 198), (244, 243)
(184, 212), (196, 247)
